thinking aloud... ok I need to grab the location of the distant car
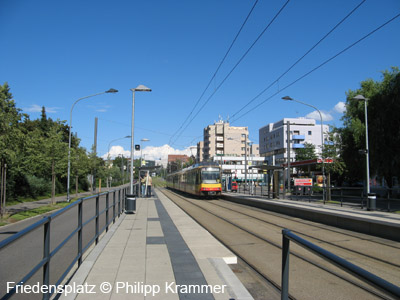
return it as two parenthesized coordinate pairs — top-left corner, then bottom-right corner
(231, 182), (238, 192)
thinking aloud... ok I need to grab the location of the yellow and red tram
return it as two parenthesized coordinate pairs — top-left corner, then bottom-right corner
(166, 164), (222, 197)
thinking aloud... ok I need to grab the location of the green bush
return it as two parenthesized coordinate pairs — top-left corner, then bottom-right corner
(25, 175), (51, 198)
(312, 185), (323, 193)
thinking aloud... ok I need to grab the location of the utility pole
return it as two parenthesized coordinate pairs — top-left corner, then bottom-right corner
(93, 117), (98, 192)
(287, 121), (291, 197)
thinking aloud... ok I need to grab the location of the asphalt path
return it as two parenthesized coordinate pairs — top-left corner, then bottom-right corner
(0, 191), (125, 299)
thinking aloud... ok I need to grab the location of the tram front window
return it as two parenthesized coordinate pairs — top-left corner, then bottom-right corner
(201, 168), (220, 183)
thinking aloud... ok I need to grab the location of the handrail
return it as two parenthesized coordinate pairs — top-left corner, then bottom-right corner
(281, 229), (400, 300)
(0, 186), (129, 300)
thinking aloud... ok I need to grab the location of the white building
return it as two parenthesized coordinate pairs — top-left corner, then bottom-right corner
(259, 118), (329, 166)
(202, 120), (259, 161)
(212, 155), (266, 182)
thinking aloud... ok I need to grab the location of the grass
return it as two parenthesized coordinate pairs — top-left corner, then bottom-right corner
(317, 200), (341, 205)
(1, 198), (79, 226)
(6, 190), (86, 206)
(153, 177), (166, 188)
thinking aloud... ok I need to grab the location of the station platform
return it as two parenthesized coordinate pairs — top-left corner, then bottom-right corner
(222, 192), (400, 242)
(62, 189), (253, 300)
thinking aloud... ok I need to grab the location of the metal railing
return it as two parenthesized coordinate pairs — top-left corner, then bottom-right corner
(0, 186), (129, 300)
(281, 229), (400, 300)
(229, 185), (400, 211)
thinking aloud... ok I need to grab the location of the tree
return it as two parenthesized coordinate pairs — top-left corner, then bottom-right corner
(40, 122), (68, 204)
(321, 128), (346, 182)
(294, 142), (317, 175)
(0, 83), (25, 213)
(295, 142), (317, 161)
(341, 67), (400, 187)
(71, 147), (89, 196)
(88, 147), (106, 190)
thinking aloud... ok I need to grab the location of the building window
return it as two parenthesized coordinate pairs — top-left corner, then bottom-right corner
(308, 131), (312, 135)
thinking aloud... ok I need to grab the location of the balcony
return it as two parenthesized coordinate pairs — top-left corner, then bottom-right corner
(292, 143), (305, 149)
(292, 135), (305, 140)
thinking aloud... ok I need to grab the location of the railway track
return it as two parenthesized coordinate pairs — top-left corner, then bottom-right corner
(160, 188), (400, 300)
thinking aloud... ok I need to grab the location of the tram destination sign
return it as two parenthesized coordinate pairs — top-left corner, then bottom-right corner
(294, 178), (313, 186)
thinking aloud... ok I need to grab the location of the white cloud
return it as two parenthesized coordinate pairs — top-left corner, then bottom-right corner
(303, 101), (346, 123)
(103, 145), (130, 160)
(102, 144), (197, 167)
(305, 110), (333, 122)
(333, 101), (346, 113)
(23, 104), (60, 113)
(23, 104), (42, 113)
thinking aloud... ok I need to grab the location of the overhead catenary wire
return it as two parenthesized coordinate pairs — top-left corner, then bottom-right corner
(170, 0), (291, 146)
(98, 118), (196, 138)
(230, 12), (400, 124)
(168, 0), (259, 146)
(230, 0), (366, 121)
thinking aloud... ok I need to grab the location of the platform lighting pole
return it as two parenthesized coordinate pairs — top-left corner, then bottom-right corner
(282, 96), (325, 201)
(130, 85), (151, 194)
(67, 88), (118, 202)
(107, 135), (131, 187)
(139, 138), (150, 196)
(353, 95), (373, 209)
(140, 138), (150, 170)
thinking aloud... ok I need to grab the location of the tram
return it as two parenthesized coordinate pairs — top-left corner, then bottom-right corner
(166, 163), (222, 197)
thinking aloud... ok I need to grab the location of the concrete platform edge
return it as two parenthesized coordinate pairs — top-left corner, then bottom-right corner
(209, 258), (254, 300)
(222, 194), (400, 242)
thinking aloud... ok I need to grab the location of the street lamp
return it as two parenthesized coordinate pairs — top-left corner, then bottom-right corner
(67, 88), (118, 202)
(282, 96), (326, 201)
(130, 85), (152, 194)
(140, 138), (150, 171)
(353, 94), (374, 210)
(107, 135), (131, 188)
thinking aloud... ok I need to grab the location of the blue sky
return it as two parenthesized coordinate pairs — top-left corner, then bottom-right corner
(2, 0), (399, 162)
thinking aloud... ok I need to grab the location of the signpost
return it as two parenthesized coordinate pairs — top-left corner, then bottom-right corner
(294, 178), (313, 186)
(294, 178), (313, 196)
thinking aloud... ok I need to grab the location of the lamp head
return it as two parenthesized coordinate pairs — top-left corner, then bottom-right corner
(281, 96), (293, 101)
(106, 88), (118, 93)
(131, 85), (152, 92)
(353, 94), (368, 101)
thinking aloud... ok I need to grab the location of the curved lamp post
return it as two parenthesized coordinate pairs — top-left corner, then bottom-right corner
(107, 135), (131, 188)
(67, 88), (118, 202)
(282, 96), (326, 201)
(353, 94), (373, 210)
(140, 138), (150, 170)
(130, 85), (152, 194)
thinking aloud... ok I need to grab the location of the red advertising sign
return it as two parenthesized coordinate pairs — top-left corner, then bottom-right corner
(294, 178), (313, 186)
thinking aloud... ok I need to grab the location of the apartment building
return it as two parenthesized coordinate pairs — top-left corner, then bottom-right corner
(196, 141), (204, 163)
(202, 120), (258, 161)
(259, 118), (329, 165)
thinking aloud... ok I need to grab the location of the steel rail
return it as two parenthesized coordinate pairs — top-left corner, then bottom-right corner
(162, 188), (392, 299)
(282, 229), (400, 300)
